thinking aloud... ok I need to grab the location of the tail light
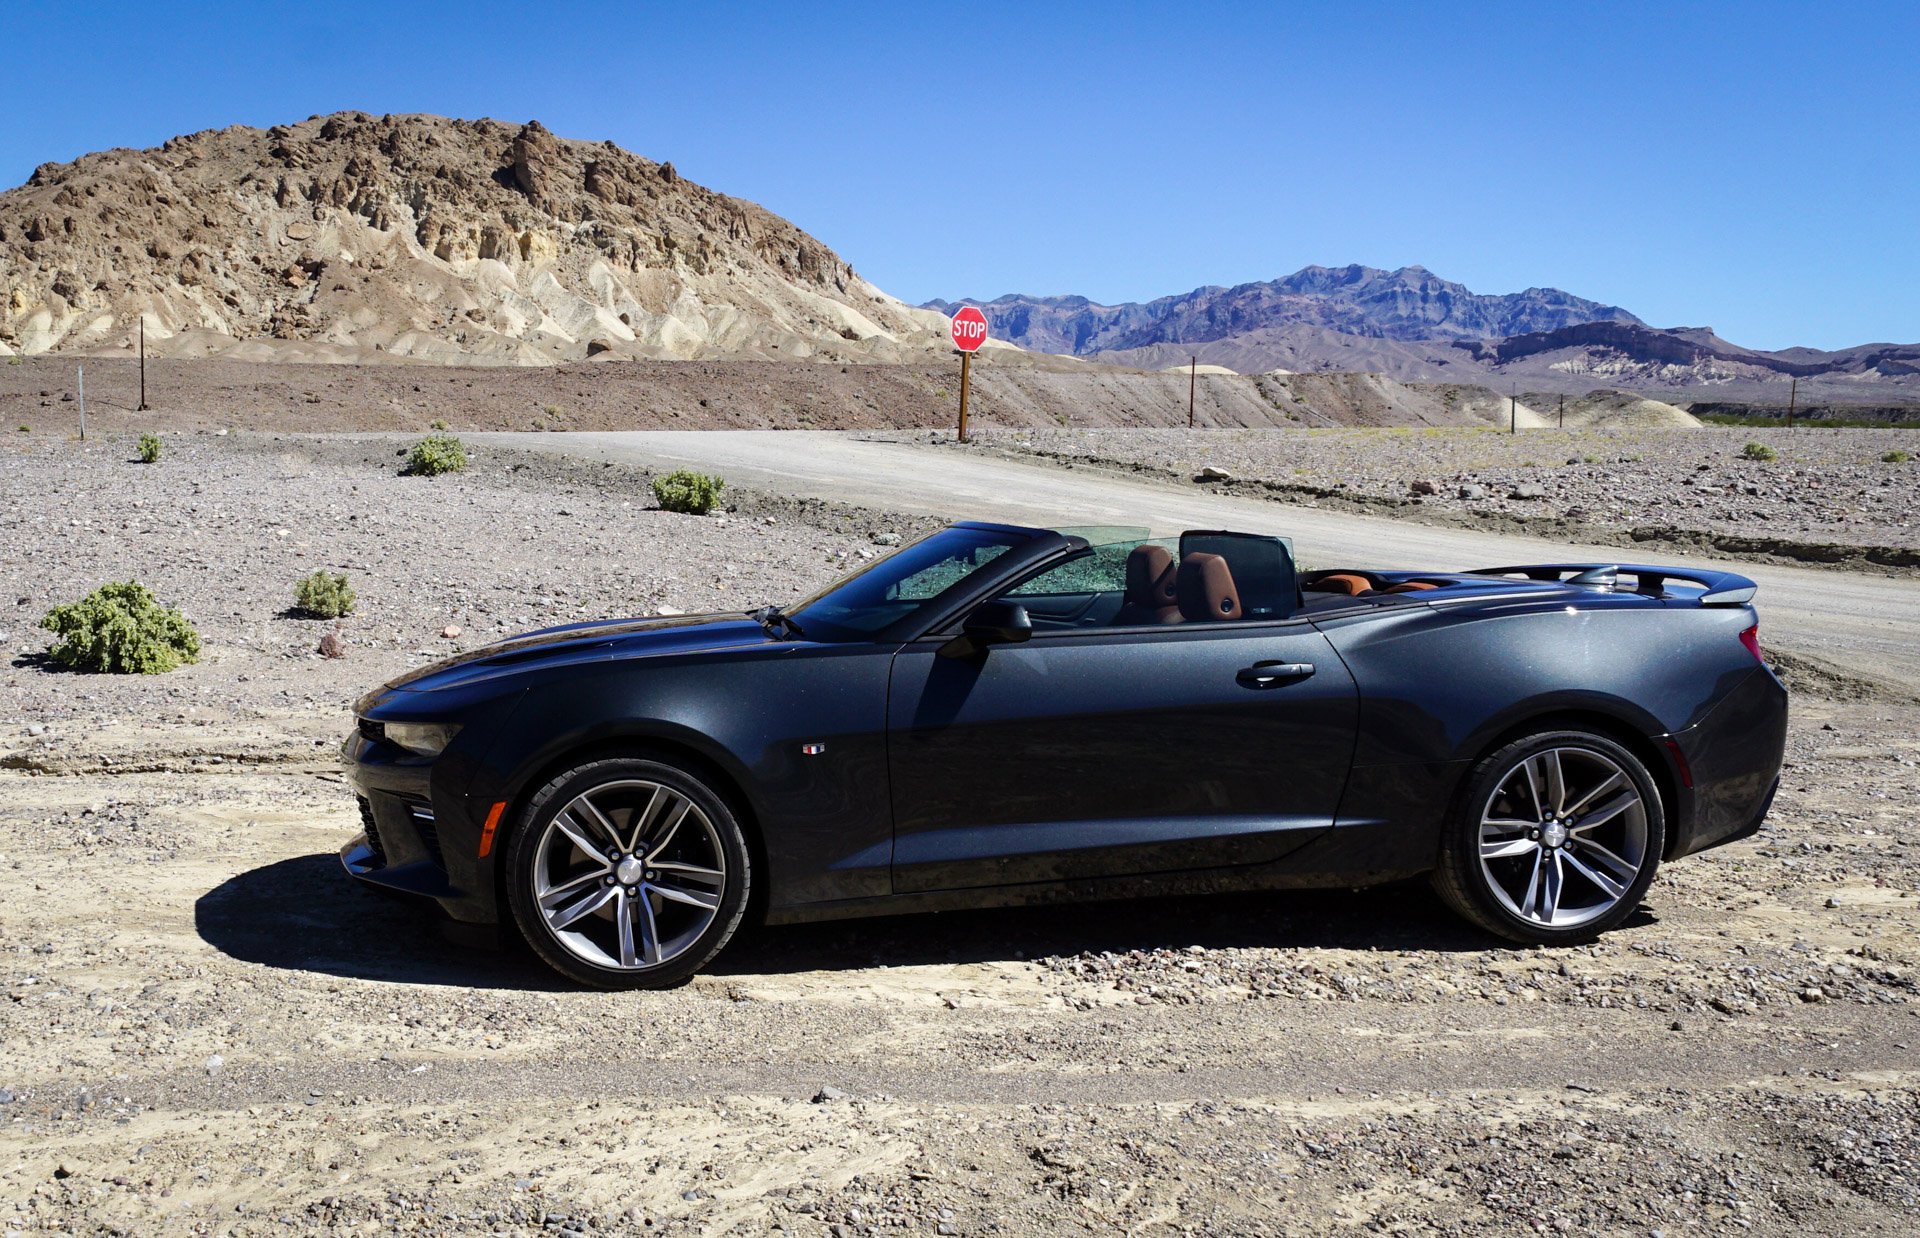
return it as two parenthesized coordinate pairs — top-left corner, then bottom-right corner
(1738, 623), (1763, 664)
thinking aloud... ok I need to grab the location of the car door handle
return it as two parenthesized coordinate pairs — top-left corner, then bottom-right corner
(1236, 661), (1316, 688)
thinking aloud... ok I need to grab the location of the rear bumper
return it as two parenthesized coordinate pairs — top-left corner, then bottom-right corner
(1665, 664), (1789, 859)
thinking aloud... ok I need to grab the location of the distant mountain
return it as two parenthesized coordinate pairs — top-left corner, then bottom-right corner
(928, 266), (1920, 404)
(925, 265), (1644, 355)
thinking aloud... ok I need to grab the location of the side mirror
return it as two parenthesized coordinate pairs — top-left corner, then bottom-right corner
(940, 600), (1032, 658)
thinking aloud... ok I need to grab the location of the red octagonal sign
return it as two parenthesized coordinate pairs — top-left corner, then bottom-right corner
(950, 305), (989, 353)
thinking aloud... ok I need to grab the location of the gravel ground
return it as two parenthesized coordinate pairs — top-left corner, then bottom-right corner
(2, 434), (1917, 1236)
(949, 426), (1920, 571)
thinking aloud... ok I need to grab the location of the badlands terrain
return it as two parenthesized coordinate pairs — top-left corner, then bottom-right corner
(1, 428), (1918, 1237)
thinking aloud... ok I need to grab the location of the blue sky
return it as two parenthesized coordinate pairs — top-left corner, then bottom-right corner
(6, 1), (1915, 349)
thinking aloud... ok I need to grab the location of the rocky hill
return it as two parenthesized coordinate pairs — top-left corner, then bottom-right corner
(0, 112), (980, 365)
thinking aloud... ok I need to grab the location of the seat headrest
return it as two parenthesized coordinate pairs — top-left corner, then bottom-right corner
(1317, 573), (1373, 597)
(1125, 544), (1178, 608)
(1176, 552), (1240, 621)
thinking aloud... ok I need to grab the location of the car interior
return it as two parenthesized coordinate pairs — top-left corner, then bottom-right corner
(1000, 529), (1457, 632)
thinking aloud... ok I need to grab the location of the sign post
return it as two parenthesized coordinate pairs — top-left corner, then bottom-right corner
(949, 306), (988, 441)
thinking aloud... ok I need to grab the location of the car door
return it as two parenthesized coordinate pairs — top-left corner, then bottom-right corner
(885, 615), (1360, 893)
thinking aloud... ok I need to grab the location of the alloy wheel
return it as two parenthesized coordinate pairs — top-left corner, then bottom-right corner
(531, 779), (729, 971)
(1476, 746), (1650, 930)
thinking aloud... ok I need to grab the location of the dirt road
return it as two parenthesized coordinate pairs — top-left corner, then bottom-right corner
(2, 434), (1915, 1236)
(480, 430), (1920, 686)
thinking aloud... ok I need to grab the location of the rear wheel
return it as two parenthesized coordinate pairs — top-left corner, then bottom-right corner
(1433, 729), (1664, 944)
(506, 757), (750, 988)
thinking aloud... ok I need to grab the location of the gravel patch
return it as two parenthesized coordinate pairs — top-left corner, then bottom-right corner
(949, 426), (1920, 571)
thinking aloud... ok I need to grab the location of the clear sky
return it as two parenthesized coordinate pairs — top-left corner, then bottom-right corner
(5, 1), (1915, 350)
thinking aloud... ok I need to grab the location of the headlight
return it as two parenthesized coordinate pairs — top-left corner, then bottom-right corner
(382, 721), (461, 757)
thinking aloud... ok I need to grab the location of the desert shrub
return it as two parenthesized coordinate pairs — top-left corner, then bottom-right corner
(1741, 441), (1778, 462)
(40, 581), (200, 674)
(543, 404), (561, 418)
(652, 468), (725, 514)
(137, 432), (162, 463)
(6, 355), (21, 366)
(1882, 449), (1911, 464)
(404, 433), (467, 476)
(429, 418), (450, 431)
(16, 424), (27, 433)
(293, 571), (356, 619)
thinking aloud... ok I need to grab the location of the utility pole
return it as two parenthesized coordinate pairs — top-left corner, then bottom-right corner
(1188, 356), (1197, 428)
(137, 317), (150, 411)
(77, 365), (86, 441)
(1786, 376), (1797, 429)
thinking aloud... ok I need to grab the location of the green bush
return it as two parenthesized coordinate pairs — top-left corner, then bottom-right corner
(652, 468), (725, 515)
(404, 433), (467, 476)
(293, 571), (356, 619)
(429, 418), (450, 431)
(40, 581), (201, 674)
(16, 424), (28, 433)
(6, 355), (21, 366)
(137, 432), (162, 463)
(1882, 449), (1912, 464)
(1741, 441), (1778, 462)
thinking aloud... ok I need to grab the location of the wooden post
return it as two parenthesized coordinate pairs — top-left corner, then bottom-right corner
(1786, 377), (1797, 429)
(1188, 355), (1197, 428)
(1509, 383), (1517, 434)
(138, 317), (150, 411)
(956, 350), (972, 442)
(1558, 393), (1564, 429)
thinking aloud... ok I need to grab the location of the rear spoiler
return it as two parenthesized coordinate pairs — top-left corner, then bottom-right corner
(1468, 563), (1758, 606)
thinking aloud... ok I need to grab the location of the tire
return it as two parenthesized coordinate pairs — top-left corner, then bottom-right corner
(1432, 728), (1665, 945)
(506, 757), (751, 989)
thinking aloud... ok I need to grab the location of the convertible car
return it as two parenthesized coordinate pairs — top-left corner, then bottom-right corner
(342, 522), (1787, 988)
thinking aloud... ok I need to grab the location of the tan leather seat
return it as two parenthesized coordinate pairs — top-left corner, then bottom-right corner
(1176, 552), (1241, 621)
(1384, 581), (1439, 593)
(1316, 573), (1374, 597)
(1115, 544), (1182, 625)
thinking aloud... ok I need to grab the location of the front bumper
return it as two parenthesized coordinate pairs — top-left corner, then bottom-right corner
(340, 729), (500, 925)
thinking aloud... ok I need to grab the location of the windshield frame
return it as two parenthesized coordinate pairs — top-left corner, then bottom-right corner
(786, 522), (1079, 644)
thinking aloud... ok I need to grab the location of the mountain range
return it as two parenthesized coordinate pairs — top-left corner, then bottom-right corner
(930, 268), (1920, 404)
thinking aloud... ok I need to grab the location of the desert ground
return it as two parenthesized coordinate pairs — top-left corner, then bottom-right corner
(2, 428), (1918, 1237)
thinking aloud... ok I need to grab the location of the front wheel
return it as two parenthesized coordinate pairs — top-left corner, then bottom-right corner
(1433, 729), (1665, 945)
(506, 757), (751, 988)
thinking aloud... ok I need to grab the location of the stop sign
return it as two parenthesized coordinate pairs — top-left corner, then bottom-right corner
(950, 305), (989, 353)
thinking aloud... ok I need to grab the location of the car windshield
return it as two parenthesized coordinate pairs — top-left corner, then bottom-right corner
(785, 525), (1042, 642)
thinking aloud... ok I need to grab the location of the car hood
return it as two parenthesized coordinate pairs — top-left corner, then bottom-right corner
(383, 613), (771, 694)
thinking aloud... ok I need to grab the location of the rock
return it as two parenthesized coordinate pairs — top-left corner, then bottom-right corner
(205, 1054), (223, 1075)
(1409, 479), (1438, 496)
(871, 532), (902, 547)
(317, 630), (346, 659)
(585, 338), (613, 357)
(811, 1085), (850, 1104)
(1458, 484), (1489, 500)
(1195, 466), (1234, 482)
(0, 1088), (14, 1104)
(1509, 483), (1547, 500)
(654, 605), (685, 617)
(1825, 896), (1840, 908)
(440, 625), (461, 639)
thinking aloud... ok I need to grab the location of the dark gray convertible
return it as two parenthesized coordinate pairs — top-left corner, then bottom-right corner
(342, 523), (1787, 988)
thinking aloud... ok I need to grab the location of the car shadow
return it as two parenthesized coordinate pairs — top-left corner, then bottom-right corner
(195, 854), (567, 990)
(710, 883), (1568, 978)
(199, 853), (1638, 988)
